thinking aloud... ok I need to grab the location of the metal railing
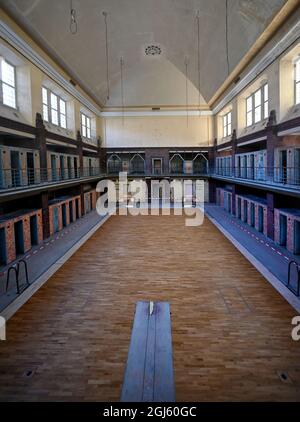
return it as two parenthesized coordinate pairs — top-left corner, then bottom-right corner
(0, 167), (104, 191)
(107, 169), (209, 177)
(213, 166), (300, 187)
(287, 260), (300, 297)
(6, 259), (29, 295)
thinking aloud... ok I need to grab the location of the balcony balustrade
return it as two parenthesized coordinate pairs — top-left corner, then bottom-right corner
(0, 167), (104, 191)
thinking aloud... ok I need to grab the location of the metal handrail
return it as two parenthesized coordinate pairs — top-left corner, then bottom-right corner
(5, 259), (30, 295)
(287, 260), (300, 297)
(213, 166), (300, 186)
(0, 167), (104, 190)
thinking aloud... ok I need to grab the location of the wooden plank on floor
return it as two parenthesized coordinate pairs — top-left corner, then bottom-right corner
(154, 302), (175, 402)
(121, 301), (149, 402)
(121, 301), (175, 402)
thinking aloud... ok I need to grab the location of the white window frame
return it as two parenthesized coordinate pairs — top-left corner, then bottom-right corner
(246, 83), (269, 127)
(0, 59), (17, 109)
(223, 111), (232, 138)
(81, 112), (91, 139)
(294, 58), (300, 105)
(42, 86), (67, 129)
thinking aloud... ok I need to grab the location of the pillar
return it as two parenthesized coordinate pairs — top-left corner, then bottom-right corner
(266, 110), (278, 182)
(231, 129), (237, 177)
(267, 192), (275, 240)
(41, 192), (50, 240)
(36, 113), (47, 182)
(77, 130), (84, 177)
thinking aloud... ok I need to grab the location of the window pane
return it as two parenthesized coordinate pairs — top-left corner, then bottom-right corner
(264, 84), (268, 101)
(264, 100), (269, 119)
(247, 111), (252, 127)
(2, 61), (15, 86)
(228, 122), (232, 136)
(254, 105), (261, 123)
(82, 125), (86, 137)
(295, 60), (300, 83)
(87, 117), (91, 129)
(43, 104), (49, 121)
(246, 96), (252, 113)
(50, 93), (58, 110)
(87, 127), (91, 139)
(60, 114), (66, 129)
(296, 82), (300, 105)
(254, 90), (261, 107)
(51, 108), (58, 125)
(2, 83), (16, 108)
(59, 99), (66, 114)
(42, 87), (48, 104)
(81, 113), (85, 125)
(227, 112), (231, 123)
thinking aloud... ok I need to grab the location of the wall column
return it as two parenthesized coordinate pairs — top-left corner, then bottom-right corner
(267, 192), (275, 240)
(36, 113), (47, 182)
(231, 129), (237, 177)
(77, 131), (84, 177)
(266, 110), (278, 182)
(41, 192), (50, 240)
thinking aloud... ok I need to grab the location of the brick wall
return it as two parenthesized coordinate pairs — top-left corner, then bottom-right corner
(0, 209), (42, 266)
(48, 195), (81, 236)
(274, 208), (300, 254)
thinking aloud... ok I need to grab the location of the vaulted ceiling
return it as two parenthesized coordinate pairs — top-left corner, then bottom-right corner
(1, 0), (289, 108)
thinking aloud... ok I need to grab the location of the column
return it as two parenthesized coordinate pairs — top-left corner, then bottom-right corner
(266, 110), (278, 182)
(41, 192), (50, 240)
(77, 130), (84, 177)
(267, 192), (275, 240)
(231, 129), (237, 177)
(35, 113), (47, 182)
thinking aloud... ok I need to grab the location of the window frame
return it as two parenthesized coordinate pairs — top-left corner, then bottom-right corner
(223, 111), (232, 138)
(246, 83), (269, 127)
(42, 86), (67, 129)
(0, 59), (17, 110)
(81, 112), (92, 139)
(294, 58), (300, 105)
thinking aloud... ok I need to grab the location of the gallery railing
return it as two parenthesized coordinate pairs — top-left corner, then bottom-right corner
(0, 167), (104, 191)
(213, 166), (300, 188)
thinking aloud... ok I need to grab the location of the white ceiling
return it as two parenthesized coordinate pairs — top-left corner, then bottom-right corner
(1, 0), (288, 108)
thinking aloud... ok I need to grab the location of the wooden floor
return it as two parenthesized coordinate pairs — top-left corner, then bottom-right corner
(0, 214), (299, 401)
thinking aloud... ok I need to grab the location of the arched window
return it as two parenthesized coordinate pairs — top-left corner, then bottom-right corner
(107, 155), (122, 174)
(170, 155), (183, 174)
(130, 154), (145, 174)
(193, 154), (207, 174)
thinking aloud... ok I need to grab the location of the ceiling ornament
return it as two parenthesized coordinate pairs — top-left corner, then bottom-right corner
(69, 0), (78, 35)
(145, 45), (162, 56)
(103, 11), (110, 101)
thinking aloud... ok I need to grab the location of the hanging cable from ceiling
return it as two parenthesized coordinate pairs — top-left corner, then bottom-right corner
(70, 0), (78, 34)
(103, 11), (110, 101)
(196, 10), (201, 115)
(185, 56), (189, 127)
(225, 0), (230, 76)
(120, 56), (125, 126)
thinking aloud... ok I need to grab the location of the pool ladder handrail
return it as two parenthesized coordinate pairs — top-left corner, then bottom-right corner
(287, 260), (300, 297)
(6, 259), (29, 295)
